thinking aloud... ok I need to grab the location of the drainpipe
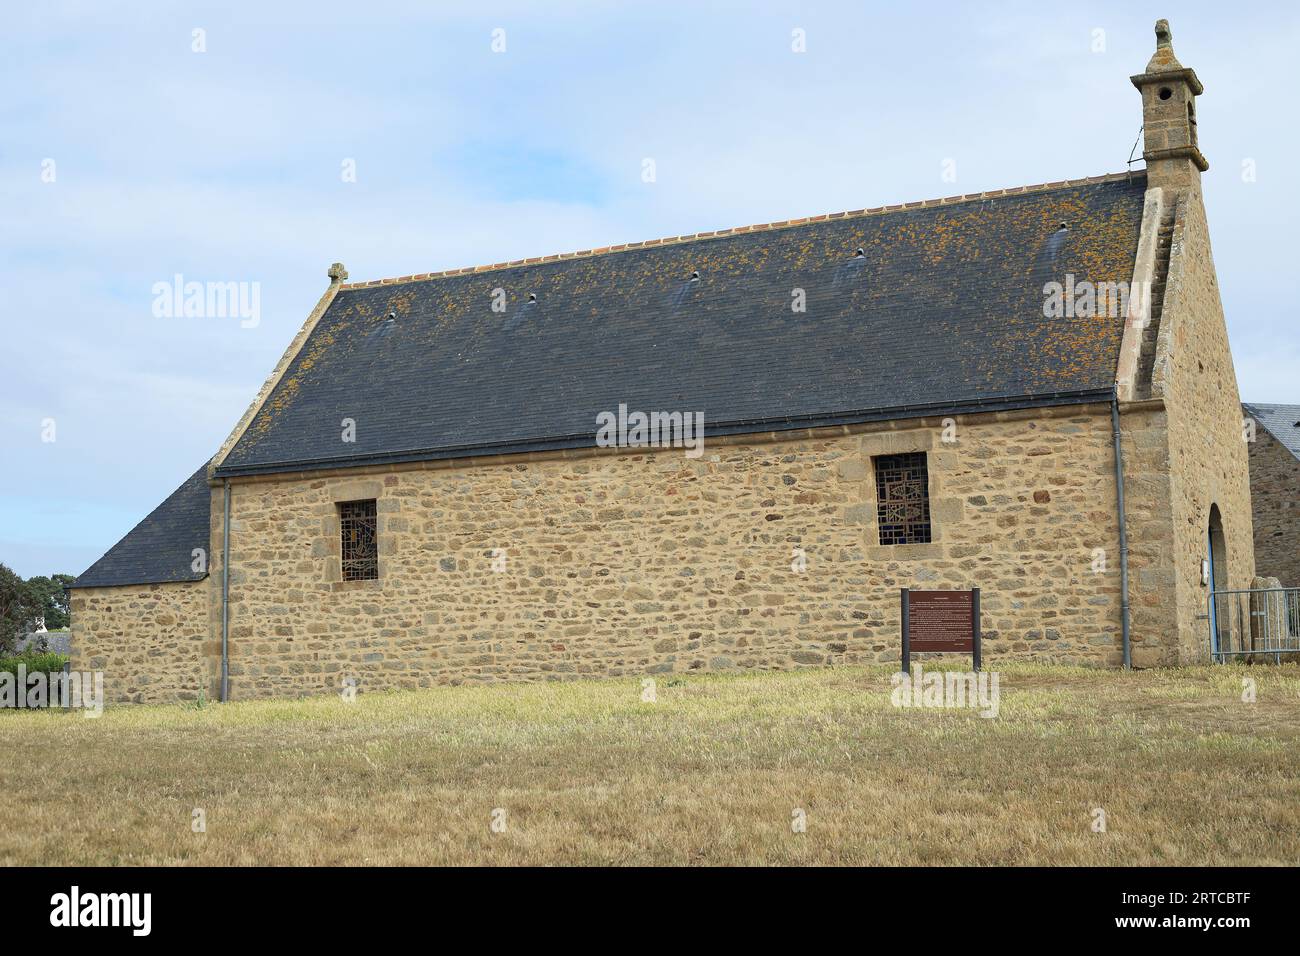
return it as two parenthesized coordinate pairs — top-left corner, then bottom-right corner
(221, 479), (231, 701)
(1110, 390), (1133, 669)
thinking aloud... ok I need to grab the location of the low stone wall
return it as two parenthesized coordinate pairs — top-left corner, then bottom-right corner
(1248, 576), (1296, 649)
(69, 581), (209, 704)
(15, 631), (72, 655)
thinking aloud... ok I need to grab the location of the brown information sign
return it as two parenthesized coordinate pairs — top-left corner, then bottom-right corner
(901, 588), (981, 671)
(909, 591), (974, 651)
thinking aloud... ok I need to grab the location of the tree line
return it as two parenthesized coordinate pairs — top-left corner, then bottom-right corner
(0, 563), (74, 655)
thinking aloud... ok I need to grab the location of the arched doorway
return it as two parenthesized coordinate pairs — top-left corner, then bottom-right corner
(1207, 504), (1228, 655)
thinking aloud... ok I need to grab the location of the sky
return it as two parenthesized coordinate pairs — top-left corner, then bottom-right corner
(1, 0), (1297, 580)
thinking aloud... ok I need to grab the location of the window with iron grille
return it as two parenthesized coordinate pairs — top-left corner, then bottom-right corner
(339, 499), (378, 580)
(873, 452), (932, 545)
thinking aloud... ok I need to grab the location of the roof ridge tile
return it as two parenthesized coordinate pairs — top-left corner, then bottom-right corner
(338, 170), (1142, 290)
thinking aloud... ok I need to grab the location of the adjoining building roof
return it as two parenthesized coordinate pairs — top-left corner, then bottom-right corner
(1244, 403), (1300, 461)
(215, 172), (1147, 477)
(72, 463), (211, 589)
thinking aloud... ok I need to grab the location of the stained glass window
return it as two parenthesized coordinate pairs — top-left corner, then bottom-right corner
(874, 453), (932, 545)
(339, 500), (378, 580)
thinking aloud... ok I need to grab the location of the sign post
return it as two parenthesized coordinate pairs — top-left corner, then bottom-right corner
(901, 588), (911, 672)
(900, 587), (982, 672)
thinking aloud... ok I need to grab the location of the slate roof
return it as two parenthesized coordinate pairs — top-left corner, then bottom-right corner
(73, 463), (211, 589)
(1244, 403), (1300, 461)
(216, 172), (1147, 476)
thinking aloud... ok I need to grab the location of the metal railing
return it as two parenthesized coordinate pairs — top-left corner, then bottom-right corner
(1207, 588), (1300, 663)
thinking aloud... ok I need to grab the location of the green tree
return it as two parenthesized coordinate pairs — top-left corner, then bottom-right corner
(0, 563), (42, 655)
(25, 573), (74, 630)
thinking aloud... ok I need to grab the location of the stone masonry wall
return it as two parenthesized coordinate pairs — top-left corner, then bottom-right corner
(1150, 190), (1257, 662)
(69, 581), (209, 704)
(1114, 401), (1179, 665)
(1246, 427), (1300, 587)
(213, 405), (1136, 700)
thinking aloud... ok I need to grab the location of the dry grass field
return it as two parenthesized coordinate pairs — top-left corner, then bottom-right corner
(1, 663), (1297, 866)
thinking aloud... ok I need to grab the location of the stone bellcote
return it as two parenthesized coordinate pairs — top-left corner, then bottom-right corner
(1131, 19), (1208, 190)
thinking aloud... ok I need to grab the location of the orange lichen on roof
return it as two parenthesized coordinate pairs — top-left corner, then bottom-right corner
(218, 170), (1147, 474)
(338, 172), (1137, 291)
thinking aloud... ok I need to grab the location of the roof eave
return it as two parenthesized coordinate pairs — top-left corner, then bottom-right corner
(71, 571), (208, 591)
(214, 388), (1116, 479)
